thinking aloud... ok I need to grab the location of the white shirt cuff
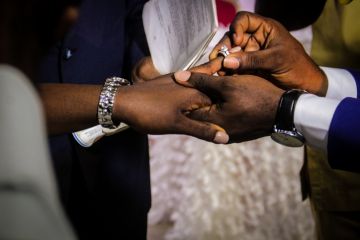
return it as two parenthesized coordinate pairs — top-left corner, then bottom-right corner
(294, 94), (340, 151)
(321, 66), (357, 99)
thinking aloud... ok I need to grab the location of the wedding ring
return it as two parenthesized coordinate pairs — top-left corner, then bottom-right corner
(217, 45), (230, 58)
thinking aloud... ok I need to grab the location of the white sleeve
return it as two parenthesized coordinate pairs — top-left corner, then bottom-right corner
(321, 66), (357, 99)
(294, 94), (340, 150)
(293, 67), (358, 150)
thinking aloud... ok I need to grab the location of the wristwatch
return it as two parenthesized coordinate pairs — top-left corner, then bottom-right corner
(271, 89), (306, 147)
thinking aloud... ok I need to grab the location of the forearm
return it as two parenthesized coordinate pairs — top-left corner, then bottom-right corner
(37, 83), (102, 135)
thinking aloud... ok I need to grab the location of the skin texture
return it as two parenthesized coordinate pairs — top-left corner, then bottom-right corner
(171, 11), (333, 144)
(131, 56), (224, 83)
(41, 11), (327, 144)
(209, 11), (328, 96)
(38, 84), (101, 134)
(126, 56), (232, 143)
(133, 56), (282, 143)
(39, 53), (230, 142)
(174, 71), (284, 143)
(113, 74), (228, 143)
(39, 48), (232, 142)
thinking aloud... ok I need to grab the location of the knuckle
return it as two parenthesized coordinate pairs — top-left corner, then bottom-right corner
(220, 79), (233, 92)
(187, 94), (205, 108)
(198, 123), (214, 140)
(198, 109), (211, 121)
(194, 74), (207, 88)
(172, 114), (184, 131)
(272, 50), (285, 66)
(198, 92), (212, 106)
(246, 54), (262, 69)
(219, 79), (228, 89)
(235, 11), (249, 20)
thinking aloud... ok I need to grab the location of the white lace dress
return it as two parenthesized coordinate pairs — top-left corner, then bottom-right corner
(148, 135), (314, 240)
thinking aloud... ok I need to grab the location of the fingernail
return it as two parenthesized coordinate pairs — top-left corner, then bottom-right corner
(233, 33), (238, 41)
(174, 71), (191, 82)
(214, 131), (229, 144)
(229, 46), (242, 53)
(223, 57), (240, 69)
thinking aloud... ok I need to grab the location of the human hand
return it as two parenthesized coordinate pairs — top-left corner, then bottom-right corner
(132, 57), (161, 84)
(189, 56), (224, 75)
(209, 11), (327, 96)
(113, 74), (229, 144)
(174, 71), (284, 143)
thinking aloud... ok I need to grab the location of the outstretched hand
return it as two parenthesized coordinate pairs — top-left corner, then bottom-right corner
(174, 71), (284, 143)
(114, 74), (229, 144)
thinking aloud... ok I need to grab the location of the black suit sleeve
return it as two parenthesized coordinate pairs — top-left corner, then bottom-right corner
(255, 0), (326, 31)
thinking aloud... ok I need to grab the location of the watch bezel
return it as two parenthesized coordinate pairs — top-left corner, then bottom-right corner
(271, 126), (305, 147)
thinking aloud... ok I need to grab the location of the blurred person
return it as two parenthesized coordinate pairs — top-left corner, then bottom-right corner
(0, 0), (76, 239)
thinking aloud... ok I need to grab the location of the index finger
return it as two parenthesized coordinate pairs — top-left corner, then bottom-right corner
(174, 71), (223, 99)
(230, 11), (272, 46)
(209, 32), (232, 60)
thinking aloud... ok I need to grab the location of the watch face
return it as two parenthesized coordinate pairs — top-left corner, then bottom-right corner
(271, 132), (304, 147)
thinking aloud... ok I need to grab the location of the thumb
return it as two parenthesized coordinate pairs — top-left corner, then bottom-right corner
(190, 57), (223, 75)
(174, 71), (223, 98)
(179, 116), (229, 144)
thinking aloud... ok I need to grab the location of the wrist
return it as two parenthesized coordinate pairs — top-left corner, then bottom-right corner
(303, 66), (328, 96)
(112, 85), (131, 125)
(266, 88), (285, 133)
(96, 76), (132, 137)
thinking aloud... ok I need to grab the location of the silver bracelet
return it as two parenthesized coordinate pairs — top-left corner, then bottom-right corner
(98, 77), (131, 129)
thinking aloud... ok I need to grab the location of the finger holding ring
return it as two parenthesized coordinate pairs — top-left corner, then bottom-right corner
(217, 45), (230, 58)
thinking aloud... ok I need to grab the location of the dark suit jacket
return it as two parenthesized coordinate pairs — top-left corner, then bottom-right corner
(39, 0), (150, 239)
(327, 69), (360, 172)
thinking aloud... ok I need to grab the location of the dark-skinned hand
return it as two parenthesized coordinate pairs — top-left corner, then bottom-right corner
(113, 74), (229, 144)
(174, 71), (284, 143)
(209, 11), (328, 96)
(132, 55), (225, 84)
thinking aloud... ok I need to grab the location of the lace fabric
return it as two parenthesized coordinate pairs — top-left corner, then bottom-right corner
(148, 135), (315, 240)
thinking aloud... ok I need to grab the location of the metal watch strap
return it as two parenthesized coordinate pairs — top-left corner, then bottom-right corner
(98, 77), (130, 129)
